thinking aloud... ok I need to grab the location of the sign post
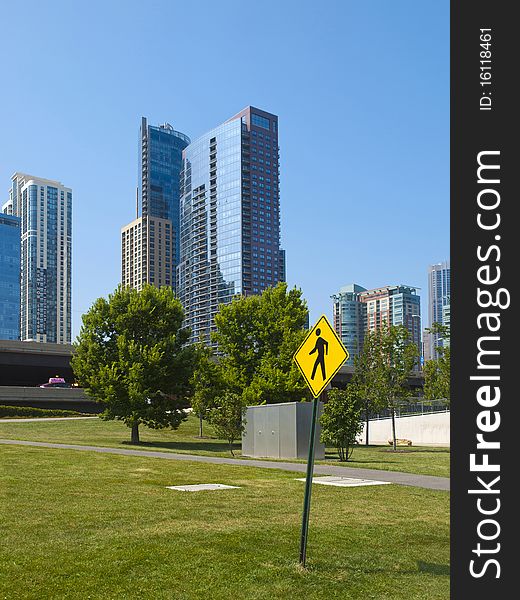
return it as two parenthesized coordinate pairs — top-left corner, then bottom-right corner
(293, 315), (349, 568)
(299, 392), (321, 566)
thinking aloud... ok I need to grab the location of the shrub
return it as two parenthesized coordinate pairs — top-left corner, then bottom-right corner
(0, 405), (88, 418)
(320, 388), (363, 461)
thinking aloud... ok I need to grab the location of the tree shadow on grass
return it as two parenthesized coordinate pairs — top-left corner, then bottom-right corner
(354, 445), (450, 454)
(417, 561), (450, 576)
(323, 452), (402, 466)
(378, 448), (451, 455)
(121, 439), (241, 455)
(304, 559), (450, 578)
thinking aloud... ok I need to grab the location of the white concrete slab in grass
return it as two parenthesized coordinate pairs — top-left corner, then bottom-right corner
(166, 483), (240, 492)
(295, 476), (392, 488)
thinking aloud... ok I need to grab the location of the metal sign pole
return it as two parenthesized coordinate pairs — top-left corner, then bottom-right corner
(299, 392), (321, 567)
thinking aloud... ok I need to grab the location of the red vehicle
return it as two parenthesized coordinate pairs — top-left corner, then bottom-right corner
(39, 377), (72, 389)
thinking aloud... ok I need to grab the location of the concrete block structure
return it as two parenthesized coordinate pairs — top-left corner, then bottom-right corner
(242, 401), (325, 459)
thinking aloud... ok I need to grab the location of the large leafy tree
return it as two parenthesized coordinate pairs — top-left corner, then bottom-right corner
(423, 322), (450, 405)
(212, 282), (309, 405)
(71, 284), (196, 443)
(320, 387), (364, 461)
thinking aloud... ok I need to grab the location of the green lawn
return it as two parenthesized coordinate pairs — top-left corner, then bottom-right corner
(319, 446), (449, 478)
(0, 444), (449, 599)
(0, 415), (450, 478)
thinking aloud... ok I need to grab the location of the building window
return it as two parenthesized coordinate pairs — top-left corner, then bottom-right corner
(251, 114), (270, 130)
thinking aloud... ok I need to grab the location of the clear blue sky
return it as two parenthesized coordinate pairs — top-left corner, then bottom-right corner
(0, 0), (449, 340)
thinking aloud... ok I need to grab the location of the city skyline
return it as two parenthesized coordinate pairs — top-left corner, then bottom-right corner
(0, 118), (448, 349)
(0, 1), (449, 341)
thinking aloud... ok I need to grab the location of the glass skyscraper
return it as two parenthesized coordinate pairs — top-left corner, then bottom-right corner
(0, 213), (21, 340)
(122, 118), (190, 290)
(427, 260), (451, 359)
(331, 284), (367, 366)
(6, 173), (72, 344)
(177, 106), (285, 344)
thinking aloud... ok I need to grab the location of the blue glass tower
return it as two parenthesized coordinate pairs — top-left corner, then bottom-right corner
(138, 118), (190, 285)
(331, 284), (367, 366)
(427, 261), (451, 358)
(0, 213), (21, 340)
(178, 106), (285, 344)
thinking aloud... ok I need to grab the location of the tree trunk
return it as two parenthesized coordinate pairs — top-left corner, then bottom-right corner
(391, 407), (397, 451)
(229, 439), (235, 457)
(365, 408), (370, 446)
(199, 412), (203, 438)
(131, 422), (140, 444)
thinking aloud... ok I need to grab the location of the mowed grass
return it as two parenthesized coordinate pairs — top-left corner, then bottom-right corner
(0, 444), (449, 599)
(319, 446), (449, 478)
(0, 415), (450, 477)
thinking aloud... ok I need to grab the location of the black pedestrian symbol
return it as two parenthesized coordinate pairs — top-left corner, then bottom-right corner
(309, 328), (329, 381)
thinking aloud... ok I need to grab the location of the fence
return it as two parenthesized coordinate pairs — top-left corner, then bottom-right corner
(368, 398), (449, 421)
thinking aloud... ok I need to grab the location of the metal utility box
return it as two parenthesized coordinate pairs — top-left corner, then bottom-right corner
(242, 401), (325, 459)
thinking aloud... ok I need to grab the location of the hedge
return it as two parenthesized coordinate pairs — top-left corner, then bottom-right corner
(0, 405), (89, 418)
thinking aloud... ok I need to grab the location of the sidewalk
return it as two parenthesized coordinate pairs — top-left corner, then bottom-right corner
(0, 438), (450, 491)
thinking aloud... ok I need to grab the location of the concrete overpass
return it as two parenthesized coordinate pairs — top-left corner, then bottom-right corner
(0, 340), (423, 412)
(332, 364), (424, 392)
(0, 340), (424, 391)
(0, 340), (75, 387)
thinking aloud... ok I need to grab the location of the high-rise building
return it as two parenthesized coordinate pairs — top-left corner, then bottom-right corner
(332, 283), (422, 369)
(8, 173), (72, 344)
(121, 119), (190, 291)
(177, 106), (285, 344)
(442, 300), (450, 329)
(121, 217), (144, 290)
(422, 329), (433, 362)
(427, 261), (451, 358)
(121, 215), (174, 289)
(331, 284), (367, 366)
(360, 285), (422, 355)
(0, 213), (21, 340)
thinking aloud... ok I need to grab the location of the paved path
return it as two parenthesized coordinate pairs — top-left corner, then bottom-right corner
(0, 417), (97, 423)
(0, 438), (449, 491)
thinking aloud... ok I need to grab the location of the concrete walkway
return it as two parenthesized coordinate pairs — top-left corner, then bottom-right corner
(0, 438), (449, 491)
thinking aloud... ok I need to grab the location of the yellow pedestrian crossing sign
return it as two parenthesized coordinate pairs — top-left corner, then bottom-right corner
(293, 315), (349, 398)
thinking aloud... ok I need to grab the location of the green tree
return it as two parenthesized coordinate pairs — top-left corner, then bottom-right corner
(71, 284), (196, 443)
(423, 323), (450, 405)
(320, 387), (364, 461)
(352, 332), (384, 446)
(208, 392), (246, 456)
(190, 343), (225, 437)
(357, 325), (418, 451)
(212, 282), (309, 405)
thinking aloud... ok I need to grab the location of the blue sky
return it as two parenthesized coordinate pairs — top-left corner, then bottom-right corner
(0, 0), (449, 340)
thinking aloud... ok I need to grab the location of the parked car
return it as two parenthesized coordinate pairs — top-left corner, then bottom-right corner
(39, 377), (72, 389)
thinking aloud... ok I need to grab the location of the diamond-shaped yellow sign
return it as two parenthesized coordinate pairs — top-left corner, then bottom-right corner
(293, 315), (349, 398)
